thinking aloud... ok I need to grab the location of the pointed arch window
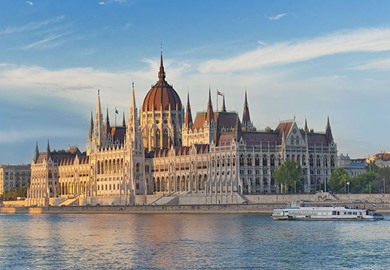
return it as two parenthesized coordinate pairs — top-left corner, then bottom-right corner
(163, 129), (169, 148)
(156, 129), (161, 148)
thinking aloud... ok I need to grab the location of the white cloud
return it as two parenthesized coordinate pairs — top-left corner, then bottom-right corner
(354, 58), (390, 71)
(26, 1), (34, 6)
(268, 13), (287, 21)
(0, 16), (65, 35)
(199, 27), (390, 74)
(21, 32), (71, 50)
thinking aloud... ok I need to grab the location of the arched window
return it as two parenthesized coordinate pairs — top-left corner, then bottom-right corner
(136, 163), (140, 173)
(270, 155), (275, 167)
(163, 129), (169, 148)
(156, 129), (161, 149)
(240, 154), (244, 166)
(255, 155), (260, 166)
(247, 155), (252, 166)
(263, 155), (268, 166)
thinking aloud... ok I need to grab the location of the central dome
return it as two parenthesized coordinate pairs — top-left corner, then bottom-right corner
(142, 54), (182, 112)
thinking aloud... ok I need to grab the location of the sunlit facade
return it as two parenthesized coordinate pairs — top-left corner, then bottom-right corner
(26, 53), (337, 206)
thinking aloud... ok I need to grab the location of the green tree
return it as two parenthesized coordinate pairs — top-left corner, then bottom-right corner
(274, 160), (302, 193)
(376, 167), (390, 193)
(350, 172), (377, 193)
(328, 168), (350, 193)
(2, 186), (28, 201)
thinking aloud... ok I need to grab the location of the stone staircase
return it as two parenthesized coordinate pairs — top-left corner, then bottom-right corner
(57, 197), (79, 206)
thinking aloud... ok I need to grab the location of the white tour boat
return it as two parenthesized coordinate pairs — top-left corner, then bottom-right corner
(272, 203), (384, 221)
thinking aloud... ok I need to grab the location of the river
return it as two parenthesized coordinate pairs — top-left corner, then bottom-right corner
(1, 213), (389, 269)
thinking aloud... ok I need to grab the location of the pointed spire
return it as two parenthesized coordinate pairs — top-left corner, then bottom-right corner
(96, 89), (102, 119)
(131, 82), (136, 110)
(34, 141), (39, 163)
(206, 88), (214, 123)
(104, 108), (111, 136)
(46, 140), (51, 161)
(221, 94), (226, 112)
(88, 111), (94, 140)
(158, 46), (166, 82)
(122, 111), (126, 127)
(242, 91), (251, 128)
(326, 116), (333, 143)
(304, 118), (309, 132)
(184, 92), (193, 127)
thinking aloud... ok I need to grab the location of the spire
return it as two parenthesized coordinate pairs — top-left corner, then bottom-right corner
(88, 111), (94, 140)
(45, 140), (51, 161)
(104, 108), (111, 136)
(158, 46), (166, 82)
(184, 92), (193, 127)
(122, 111), (126, 127)
(304, 118), (309, 132)
(34, 141), (39, 163)
(242, 91), (251, 128)
(325, 116), (333, 143)
(96, 89), (102, 121)
(206, 88), (214, 123)
(221, 94), (226, 112)
(127, 82), (140, 148)
(131, 82), (136, 110)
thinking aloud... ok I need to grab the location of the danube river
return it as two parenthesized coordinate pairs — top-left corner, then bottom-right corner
(1, 214), (389, 269)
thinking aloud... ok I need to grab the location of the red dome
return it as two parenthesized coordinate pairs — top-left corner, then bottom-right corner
(142, 54), (182, 112)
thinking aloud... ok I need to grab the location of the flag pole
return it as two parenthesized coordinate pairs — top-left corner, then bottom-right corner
(115, 107), (117, 127)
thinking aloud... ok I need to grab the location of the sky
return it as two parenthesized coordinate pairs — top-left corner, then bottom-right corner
(1, 0), (390, 164)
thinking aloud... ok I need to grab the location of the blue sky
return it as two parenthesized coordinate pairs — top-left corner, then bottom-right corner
(1, 0), (390, 164)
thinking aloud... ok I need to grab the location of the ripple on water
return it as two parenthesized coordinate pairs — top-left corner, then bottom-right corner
(1, 214), (390, 269)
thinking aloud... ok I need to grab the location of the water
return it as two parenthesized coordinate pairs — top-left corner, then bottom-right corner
(1, 214), (389, 269)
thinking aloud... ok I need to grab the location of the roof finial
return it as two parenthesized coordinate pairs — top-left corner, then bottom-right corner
(158, 44), (166, 81)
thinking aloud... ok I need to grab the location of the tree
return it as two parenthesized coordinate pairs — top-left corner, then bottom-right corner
(274, 160), (302, 193)
(2, 186), (28, 201)
(376, 167), (390, 193)
(328, 168), (350, 193)
(350, 172), (377, 193)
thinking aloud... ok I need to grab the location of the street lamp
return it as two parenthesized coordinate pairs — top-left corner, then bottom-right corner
(346, 181), (350, 194)
(294, 180), (296, 194)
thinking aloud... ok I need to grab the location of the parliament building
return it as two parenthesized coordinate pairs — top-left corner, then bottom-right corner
(27, 53), (337, 206)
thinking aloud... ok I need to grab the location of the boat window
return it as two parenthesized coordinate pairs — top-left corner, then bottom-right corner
(332, 211), (336, 215)
(353, 212), (357, 215)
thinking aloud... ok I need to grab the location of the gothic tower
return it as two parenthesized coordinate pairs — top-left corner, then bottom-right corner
(124, 83), (146, 204)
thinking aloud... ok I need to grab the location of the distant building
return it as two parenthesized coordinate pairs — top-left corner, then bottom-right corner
(366, 152), (390, 168)
(27, 52), (337, 206)
(338, 154), (366, 177)
(0, 164), (31, 197)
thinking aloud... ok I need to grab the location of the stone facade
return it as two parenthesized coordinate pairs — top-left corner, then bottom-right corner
(26, 53), (337, 206)
(0, 164), (31, 197)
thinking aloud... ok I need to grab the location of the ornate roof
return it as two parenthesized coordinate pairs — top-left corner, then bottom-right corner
(142, 52), (182, 112)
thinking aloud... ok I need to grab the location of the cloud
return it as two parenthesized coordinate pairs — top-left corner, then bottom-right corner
(198, 27), (390, 74)
(268, 13), (287, 21)
(26, 1), (33, 6)
(0, 16), (65, 35)
(354, 58), (390, 71)
(98, 0), (128, 5)
(21, 32), (71, 50)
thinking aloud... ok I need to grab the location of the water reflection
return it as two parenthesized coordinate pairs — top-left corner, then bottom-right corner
(1, 214), (390, 269)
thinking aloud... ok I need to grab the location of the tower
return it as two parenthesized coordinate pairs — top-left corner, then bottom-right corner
(124, 83), (146, 204)
(140, 51), (183, 151)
